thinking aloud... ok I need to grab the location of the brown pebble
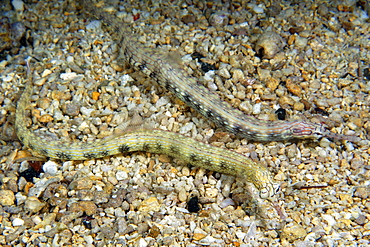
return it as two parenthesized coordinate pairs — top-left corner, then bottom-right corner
(278, 96), (295, 106)
(111, 63), (125, 72)
(158, 154), (171, 163)
(62, 102), (80, 117)
(70, 201), (97, 215)
(24, 196), (46, 213)
(38, 114), (54, 123)
(286, 78), (302, 96)
(138, 197), (160, 212)
(354, 187), (370, 199)
(300, 99), (311, 110)
(281, 223), (307, 241)
(148, 225), (161, 238)
(0, 189), (15, 206)
(266, 77), (280, 91)
(181, 14), (196, 24)
(69, 178), (93, 190)
(92, 91), (100, 101)
(193, 233), (206, 241)
(354, 214), (366, 225)
(293, 102), (305, 111)
(36, 98), (52, 110)
(255, 31), (286, 59)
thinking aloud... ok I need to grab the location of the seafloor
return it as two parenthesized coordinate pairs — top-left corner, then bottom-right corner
(0, 0), (369, 246)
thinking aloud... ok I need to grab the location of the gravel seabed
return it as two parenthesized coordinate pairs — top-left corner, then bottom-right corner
(0, 0), (369, 246)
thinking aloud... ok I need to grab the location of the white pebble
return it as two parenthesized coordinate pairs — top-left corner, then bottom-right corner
(41, 69), (52, 78)
(80, 107), (95, 117)
(86, 20), (102, 31)
(322, 214), (336, 226)
(220, 198), (235, 208)
(252, 103), (261, 114)
(60, 72), (78, 80)
(116, 171), (128, 180)
(306, 174), (314, 180)
(204, 70), (215, 81)
(66, 56), (74, 63)
(84, 235), (94, 245)
(120, 74), (134, 86)
(182, 54), (193, 63)
(155, 97), (169, 107)
(12, 0), (24, 12)
(2, 74), (14, 82)
(12, 218), (25, 226)
(43, 161), (59, 175)
(179, 122), (194, 134)
(15, 192), (27, 205)
(247, 3), (264, 14)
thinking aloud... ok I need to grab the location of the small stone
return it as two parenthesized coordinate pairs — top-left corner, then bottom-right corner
(38, 114), (53, 123)
(354, 214), (366, 225)
(37, 98), (52, 110)
(70, 201), (97, 215)
(193, 233), (206, 241)
(278, 96), (295, 106)
(24, 196), (46, 213)
(12, 0), (24, 12)
(293, 102), (305, 111)
(0, 189), (15, 206)
(158, 155), (171, 163)
(69, 178), (93, 190)
(148, 225), (160, 238)
(257, 68), (271, 81)
(266, 77), (280, 91)
(28, 176), (62, 197)
(62, 102), (80, 117)
(354, 187), (370, 199)
(181, 14), (196, 24)
(218, 67), (231, 79)
(231, 68), (244, 83)
(205, 188), (218, 198)
(178, 188), (187, 202)
(295, 36), (308, 49)
(86, 20), (101, 31)
(281, 224), (307, 241)
(12, 218), (25, 226)
(60, 72), (78, 80)
(286, 78), (302, 96)
(252, 103), (261, 114)
(33, 213), (57, 230)
(138, 197), (160, 212)
(43, 161), (59, 175)
(111, 63), (124, 72)
(209, 11), (229, 27)
(350, 157), (364, 170)
(137, 222), (149, 234)
(41, 69), (52, 77)
(116, 170), (128, 180)
(255, 31), (286, 59)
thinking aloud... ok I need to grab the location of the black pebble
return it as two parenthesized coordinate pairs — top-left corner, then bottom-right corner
(275, 108), (286, 120)
(363, 68), (370, 80)
(19, 167), (41, 182)
(187, 196), (201, 213)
